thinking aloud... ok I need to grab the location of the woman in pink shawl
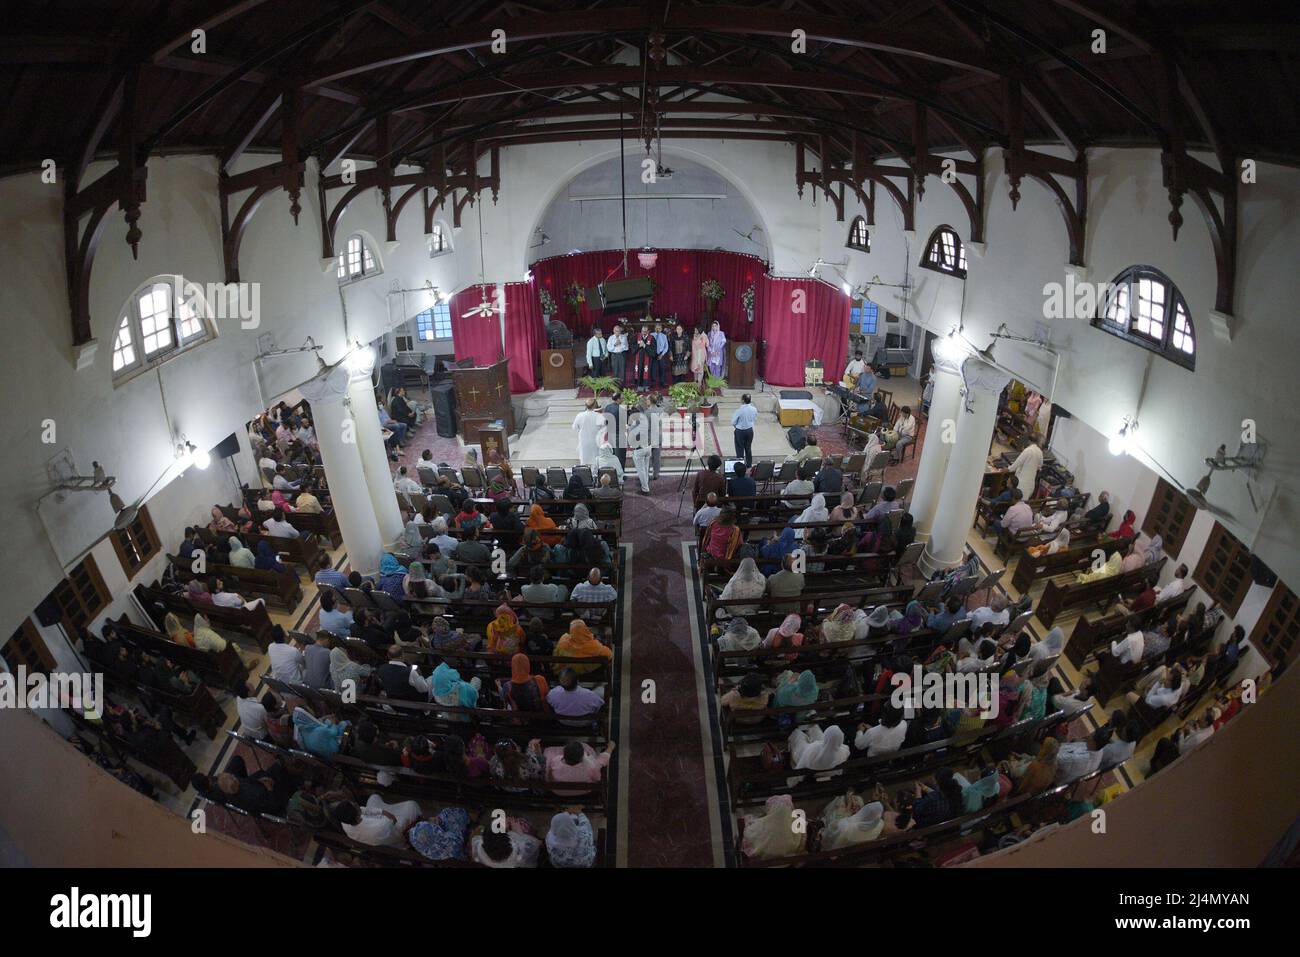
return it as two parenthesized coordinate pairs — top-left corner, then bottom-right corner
(706, 320), (727, 378)
(690, 325), (709, 385)
(271, 489), (297, 513)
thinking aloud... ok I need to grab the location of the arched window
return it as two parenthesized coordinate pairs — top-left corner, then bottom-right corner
(429, 221), (452, 257)
(337, 233), (380, 284)
(919, 225), (967, 278)
(112, 276), (212, 379)
(1093, 265), (1195, 369)
(846, 216), (870, 252)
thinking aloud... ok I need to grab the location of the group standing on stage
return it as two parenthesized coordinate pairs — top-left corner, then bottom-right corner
(585, 318), (724, 390)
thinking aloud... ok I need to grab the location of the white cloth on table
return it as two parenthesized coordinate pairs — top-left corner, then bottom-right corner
(778, 398), (823, 426)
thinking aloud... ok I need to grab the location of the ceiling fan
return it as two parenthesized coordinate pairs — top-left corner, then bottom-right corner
(731, 224), (764, 244)
(462, 196), (502, 319)
(1182, 441), (1268, 516)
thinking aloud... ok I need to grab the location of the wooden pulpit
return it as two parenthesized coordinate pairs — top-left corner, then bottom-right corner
(729, 340), (756, 388)
(541, 348), (575, 389)
(449, 359), (514, 444)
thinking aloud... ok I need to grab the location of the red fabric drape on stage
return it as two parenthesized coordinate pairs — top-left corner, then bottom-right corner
(530, 249), (767, 339)
(449, 285), (504, 368)
(756, 276), (851, 387)
(502, 281), (543, 393)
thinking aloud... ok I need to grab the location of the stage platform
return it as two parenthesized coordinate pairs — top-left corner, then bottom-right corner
(500, 380), (921, 471)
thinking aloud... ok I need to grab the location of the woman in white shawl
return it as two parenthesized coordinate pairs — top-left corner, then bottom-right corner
(717, 556), (766, 617)
(821, 800), (886, 850)
(569, 503), (597, 531)
(329, 645), (371, 693)
(740, 794), (805, 860)
(716, 616), (762, 653)
(595, 441), (624, 482)
(1144, 534), (1164, 566)
(793, 492), (829, 540)
(788, 724), (850, 772)
(1028, 626), (1065, 664)
(227, 536), (256, 568)
(1029, 526), (1070, 557)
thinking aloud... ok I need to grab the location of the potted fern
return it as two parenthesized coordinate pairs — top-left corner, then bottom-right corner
(619, 387), (640, 408)
(578, 374), (619, 398)
(668, 381), (700, 413)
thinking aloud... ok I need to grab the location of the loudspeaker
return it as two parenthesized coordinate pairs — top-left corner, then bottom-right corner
(430, 381), (457, 437)
(787, 426), (807, 451)
(1252, 555), (1278, 588)
(213, 432), (241, 459)
(35, 594), (63, 627)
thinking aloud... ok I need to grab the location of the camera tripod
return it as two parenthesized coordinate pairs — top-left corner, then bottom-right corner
(675, 411), (705, 518)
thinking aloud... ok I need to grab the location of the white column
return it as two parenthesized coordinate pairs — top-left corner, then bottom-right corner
(919, 357), (1009, 575)
(908, 355), (964, 541)
(300, 365), (385, 577)
(347, 373), (405, 546)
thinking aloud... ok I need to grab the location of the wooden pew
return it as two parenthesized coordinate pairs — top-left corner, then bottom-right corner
(106, 614), (249, 692)
(1009, 534), (1135, 593)
(134, 583), (274, 651)
(705, 584), (913, 627)
(1064, 591), (1194, 670)
(167, 555), (303, 609)
(1036, 559), (1166, 628)
(67, 708), (196, 790)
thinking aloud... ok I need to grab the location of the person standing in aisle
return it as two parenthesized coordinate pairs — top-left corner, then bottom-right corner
(731, 393), (758, 467)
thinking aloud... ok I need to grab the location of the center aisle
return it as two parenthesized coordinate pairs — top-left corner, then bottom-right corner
(618, 481), (724, 867)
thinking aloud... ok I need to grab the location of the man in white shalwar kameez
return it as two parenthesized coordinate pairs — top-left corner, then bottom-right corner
(572, 399), (603, 468)
(1006, 441), (1044, 498)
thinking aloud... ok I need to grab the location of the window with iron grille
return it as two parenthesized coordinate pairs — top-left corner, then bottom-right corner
(1141, 477), (1196, 558)
(1249, 582), (1299, 671)
(846, 216), (870, 252)
(110, 504), (160, 578)
(1092, 265), (1195, 370)
(2, 618), (56, 673)
(1194, 522), (1253, 615)
(47, 555), (110, 634)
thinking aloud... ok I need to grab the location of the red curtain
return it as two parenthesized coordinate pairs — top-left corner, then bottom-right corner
(502, 281), (543, 392)
(449, 285), (504, 368)
(530, 249), (767, 339)
(756, 276), (851, 387)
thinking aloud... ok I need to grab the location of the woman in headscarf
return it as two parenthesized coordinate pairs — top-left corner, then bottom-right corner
(717, 556), (766, 618)
(526, 502), (563, 545)
(958, 767), (1004, 813)
(758, 526), (798, 574)
(235, 505), (257, 535)
(1111, 508), (1137, 540)
(546, 810), (598, 868)
(1075, 548), (1121, 584)
(453, 499), (485, 532)
(740, 794), (805, 860)
(185, 578), (214, 605)
(208, 506), (237, 534)
(829, 491), (859, 522)
(191, 613), (229, 653)
(719, 671), (771, 726)
(429, 662), (480, 719)
(762, 613), (804, 664)
(486, 604), (525, 655)
(225, 536), (255, 569)
(1120, 540), (1147, 573)
(716, 617), (762, 654)
(292, 706), (349, 759)
(164, 613), (196, 648)
(788, 724), (850, 772)
(328, 645), (371, 693)
(773, 669), (820, 712)
(793, 492), (829, 540)
(1017, 674), (1049, 723)
(254, 540), (288, 573)
(569, 502), (597, 531)
(1144, 533), (1164, 566)
(271, 489), (296, 513)
(508, 529), (552, 572)
(559, 526), (609, 566)
(690, 325), (710, 385)
(554, 619), (613, 675)
(826, 521), (859, 556)
(893, 512), (916, 558)
(502, 652), (549, 712)
(462, 448), (480, 472)
(1014, 737), (1060, 794)
(820, 604), (858, 644)
(863, 604), (892, 637)
(821, 800), (886, 850)
(403, 562), (431, 600)
(427, 616), (469, 655)
(706, 319), (727, 378)
(562, 472), (592, 501)
(893, 600), (925, 636)
(702, 509), (743, 560)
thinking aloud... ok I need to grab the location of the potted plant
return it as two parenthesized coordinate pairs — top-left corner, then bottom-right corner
(539, 287), (557, 318)
(619, 387), (640, 408)
(701, 278), (725, 320)
(704, 373), (728, 397)
(564, 281), (586, 320)
(668, 381), (700, 412)
(578, 374), (619, 398)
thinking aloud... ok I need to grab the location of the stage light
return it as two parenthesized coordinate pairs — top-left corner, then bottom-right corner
(345, 342), (376, 375)
(1108, 417), (1136, 456)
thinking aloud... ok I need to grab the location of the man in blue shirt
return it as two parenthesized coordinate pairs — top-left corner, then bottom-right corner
(314, 557), (349, 591)
(730, 392), (758, 466)
(652, 323), (670, 387)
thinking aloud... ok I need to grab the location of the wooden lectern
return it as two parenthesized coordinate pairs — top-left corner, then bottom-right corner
(541, 348), (575, 389)
(449, 359), (514, 445)
(729, 340), (756, 388)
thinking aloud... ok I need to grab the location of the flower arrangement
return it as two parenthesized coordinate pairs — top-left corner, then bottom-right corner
(701, 278), (726, 302)
(564, 282), (586, 310)
(539, 288), (557, 316)
(741, 282), (756, 314)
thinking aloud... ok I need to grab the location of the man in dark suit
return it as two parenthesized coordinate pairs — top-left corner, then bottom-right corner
(603, 397), (627, 467)
(376, 646), (423, 701)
